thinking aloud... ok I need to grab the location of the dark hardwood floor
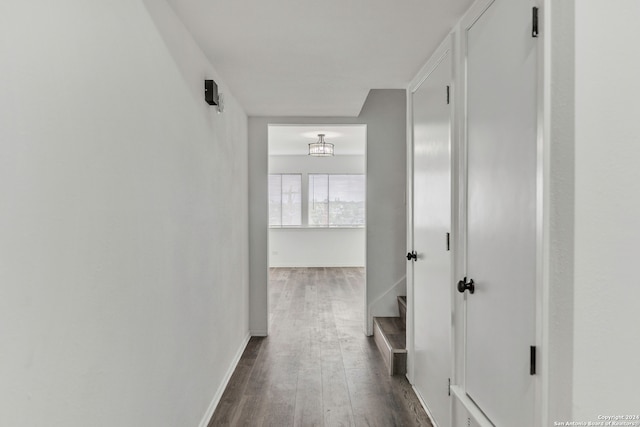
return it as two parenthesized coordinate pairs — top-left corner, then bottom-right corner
(208, 267), (433, 427)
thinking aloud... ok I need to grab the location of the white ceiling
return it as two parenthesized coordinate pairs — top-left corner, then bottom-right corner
(268, 124), (366, 156)
(165, 0), (473, 117)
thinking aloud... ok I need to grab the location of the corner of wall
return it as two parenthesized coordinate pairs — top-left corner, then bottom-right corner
(359, 88), (408, 337)
(248, 117), (270, 336)
(366, 276), (407, 335)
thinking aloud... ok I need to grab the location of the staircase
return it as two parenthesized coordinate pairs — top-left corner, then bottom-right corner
(373, 296), (407, 375)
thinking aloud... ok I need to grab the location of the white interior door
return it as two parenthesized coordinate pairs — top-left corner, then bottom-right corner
(412, 50), (452, 427)
(464, 0), (537, 426)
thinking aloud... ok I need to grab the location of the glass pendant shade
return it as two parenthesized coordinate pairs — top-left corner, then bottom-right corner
(308, 134), (334, 157)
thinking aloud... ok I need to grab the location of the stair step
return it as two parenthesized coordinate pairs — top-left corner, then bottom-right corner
(397, 296), (407, 327)
(398, 295), (407, 308)
(373, 317), (407, 376)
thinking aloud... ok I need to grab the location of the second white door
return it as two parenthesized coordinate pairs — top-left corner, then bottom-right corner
(412, 49), (453, 427)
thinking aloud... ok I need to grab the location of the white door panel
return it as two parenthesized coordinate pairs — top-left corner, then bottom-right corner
(464, 0), (537, 426)
(412, 51), (452, 427)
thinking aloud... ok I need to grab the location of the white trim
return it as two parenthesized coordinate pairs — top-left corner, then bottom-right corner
(412, 385), (439, 427)
(268, 263), (365, 268)
(452, 17), (467, 407)
(409, 34), (453, 93)
(450, 386), (494, 427)
(405, 86), (415, 382)
(534, 2), (545, 427)
(249, 329), (268, 337)
(448, 29), (460, 427)
(459, 0), (496, 32)
(539, 2), (552, 426)
(198, 333), (251, 427)
(362, 125), (369, 337)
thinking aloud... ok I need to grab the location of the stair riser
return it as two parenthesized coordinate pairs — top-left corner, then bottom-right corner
(398, 300), (407, 328)
(373, 319), (407, 376)
(397, 296), (407, 328)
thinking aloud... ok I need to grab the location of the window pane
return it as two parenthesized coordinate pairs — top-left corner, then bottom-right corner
(269, 174), (302, 227)
(308, 174), (329, 226)
(308, 174), (365, 227)
(268, 175), (282, 226)
(329, 175), (366, 226)
(281, 174), (302, 226)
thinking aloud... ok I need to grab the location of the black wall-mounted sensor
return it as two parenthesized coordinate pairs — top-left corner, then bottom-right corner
(205, 79), (219, 105)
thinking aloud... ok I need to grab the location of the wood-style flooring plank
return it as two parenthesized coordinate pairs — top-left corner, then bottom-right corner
(321, 360), (355, 427)
(293, 365), (323, 427)
(208, 267), (432, 427)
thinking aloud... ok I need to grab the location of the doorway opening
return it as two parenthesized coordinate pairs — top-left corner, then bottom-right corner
(267, 124), (367, 332)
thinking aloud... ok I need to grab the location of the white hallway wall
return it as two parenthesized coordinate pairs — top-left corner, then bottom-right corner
(571, 0), (640, 419)
(539, 0), (640, 423)
(269, 228), (365, 267)
(269, 154), (365, 267)
(544, 0), (640, 422)
(249, 89), (407, 336)
(0, 1), (249, 426)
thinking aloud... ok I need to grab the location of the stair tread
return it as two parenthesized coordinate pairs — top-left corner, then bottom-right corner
(373, 317), (407, 375)
(373, 317), (406, 351)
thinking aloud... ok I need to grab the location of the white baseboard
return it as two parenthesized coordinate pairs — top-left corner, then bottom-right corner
(412, 384), (439, 427)
(198, 332), (251, 427)
(250, 329), (268, 337)
(269, 263), (365, 268)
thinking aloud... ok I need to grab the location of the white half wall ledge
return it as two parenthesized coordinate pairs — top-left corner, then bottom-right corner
(269, 228), (365, 268)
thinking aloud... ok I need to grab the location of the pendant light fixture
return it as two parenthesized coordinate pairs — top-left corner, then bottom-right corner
(308, 133), (334, 157)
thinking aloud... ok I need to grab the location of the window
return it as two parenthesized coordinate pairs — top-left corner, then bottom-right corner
(309, 174), (365, 227)
(269, 174), (302, 227)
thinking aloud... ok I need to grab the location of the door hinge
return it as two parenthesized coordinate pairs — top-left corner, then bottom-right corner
(446, 85), (450, 104)
(532, 7), (539, 38)
(448, 378), (451, 396)
(446, 232), (450, 251)
(530, 345), (537, 375)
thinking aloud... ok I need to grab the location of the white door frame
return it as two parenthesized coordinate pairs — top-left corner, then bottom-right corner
(266, 123), (369, 335)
